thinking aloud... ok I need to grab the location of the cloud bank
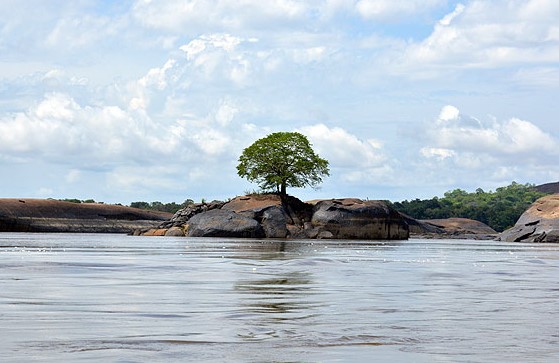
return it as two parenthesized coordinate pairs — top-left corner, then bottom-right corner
(0, 0), (558, 202)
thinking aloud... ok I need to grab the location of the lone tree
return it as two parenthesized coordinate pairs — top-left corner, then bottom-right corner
(237, 132), (329, 199)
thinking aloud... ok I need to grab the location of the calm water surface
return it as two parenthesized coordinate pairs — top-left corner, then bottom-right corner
(1, 233), (558, 362)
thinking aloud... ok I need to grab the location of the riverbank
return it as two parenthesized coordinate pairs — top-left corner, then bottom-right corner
(0, 199), (171, 233)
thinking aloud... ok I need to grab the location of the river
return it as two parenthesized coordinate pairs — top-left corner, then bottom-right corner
(0, 233), (558, 362)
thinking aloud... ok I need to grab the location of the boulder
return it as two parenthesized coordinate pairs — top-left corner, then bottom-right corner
(311, 199), (409, 240)
(165, 226), (185, 236)
(500, 194), (559, 243)
(186, 209), (265, 238)
(257, 206), (289, 238)
(160, 201), (224, 229)
(419, 218), (497, 239)
(223, 195), (309, 238)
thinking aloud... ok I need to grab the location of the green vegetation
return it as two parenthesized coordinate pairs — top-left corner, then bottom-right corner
(390, 182), (548, 232)
(129, 199), (195, 214)
(237, 132), (329, 199)
(56, 198), (97, 204)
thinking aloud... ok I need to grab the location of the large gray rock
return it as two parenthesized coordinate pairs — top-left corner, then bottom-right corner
(237, 205), (289, 238)
(500, 194), (559, 243)
(311, 199), (409, 240)
(186, 209), (265, 238)
(222, 195), (301, 238)
(259, 206), (289, 238)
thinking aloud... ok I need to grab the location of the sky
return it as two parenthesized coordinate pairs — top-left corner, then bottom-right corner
(0, 0), (558, 204)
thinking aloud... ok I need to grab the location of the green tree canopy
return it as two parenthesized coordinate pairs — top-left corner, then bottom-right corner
(237, 132), (330, 198)
(390, 182), (548, 232)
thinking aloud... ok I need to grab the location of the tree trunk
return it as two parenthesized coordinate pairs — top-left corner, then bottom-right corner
(279, 182), (287, 202)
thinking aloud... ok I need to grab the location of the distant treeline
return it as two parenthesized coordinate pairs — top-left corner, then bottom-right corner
(389, 182), (548, 232)
(129, 200), (195, 214)
(55, 198), (99, 204)
(55, 198), (198, 214)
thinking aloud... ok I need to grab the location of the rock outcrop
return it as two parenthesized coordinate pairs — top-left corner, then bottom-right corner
(535, 181), (559, 194)
(186, 209), (265, 238)
(0, 199), (171, 233)
(418, 218), (497, 240)
(159, 200), (225, 229)
(147, 195), (410, 240)
(400, 214), (498, 240)
(311, 199), (409, 240)
(499, 194), (559, 243)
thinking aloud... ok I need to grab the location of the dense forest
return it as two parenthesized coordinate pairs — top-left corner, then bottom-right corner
(389, 182), (548, 232)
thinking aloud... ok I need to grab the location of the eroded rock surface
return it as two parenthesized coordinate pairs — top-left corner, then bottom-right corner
(311, 199), (409, 240)
(186, 209), (265, 238)
(500, 194), (559, 243)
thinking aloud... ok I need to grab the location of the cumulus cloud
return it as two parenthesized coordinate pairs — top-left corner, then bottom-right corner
(403, 0), (559, 69)
(297, 124), (394, 185)
(299, 124), (385, 168)
(422, 105), (559, 161)
(0, 92), (166, 162)
(1, 1), (559, 202)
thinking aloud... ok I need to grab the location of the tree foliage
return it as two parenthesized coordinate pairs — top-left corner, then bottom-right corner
(237, 132), (329, 197)
(390, 182), (548, 232)
(129, 199), (195, 214)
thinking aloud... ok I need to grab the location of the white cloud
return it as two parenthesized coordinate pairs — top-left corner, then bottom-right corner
(420, 147), (455, 160)
(438, 105), (460, 122)
(439, 3), (464, 26)
(403, 0), (559, 69)
(356, 0), (445, 20)
(0, 92), (175, 162)
(132, 0), (308, 33)
(1, 1), (559, 202)
(423, 105), (559, 160)
(299, 124), (385, 169)
(214, 99), (239, 126)
(45, 15), (122, 49)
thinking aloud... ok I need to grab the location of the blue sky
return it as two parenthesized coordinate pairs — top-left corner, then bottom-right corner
(1, 0), (558, 204)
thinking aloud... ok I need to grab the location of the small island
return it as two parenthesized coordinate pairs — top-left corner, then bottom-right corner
(1, 132), (558, 242)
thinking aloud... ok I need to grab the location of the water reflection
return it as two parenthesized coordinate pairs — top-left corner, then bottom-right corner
(236, 272), (314, 312)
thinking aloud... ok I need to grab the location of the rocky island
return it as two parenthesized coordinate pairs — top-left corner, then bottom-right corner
(140, 195), (409, 239)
